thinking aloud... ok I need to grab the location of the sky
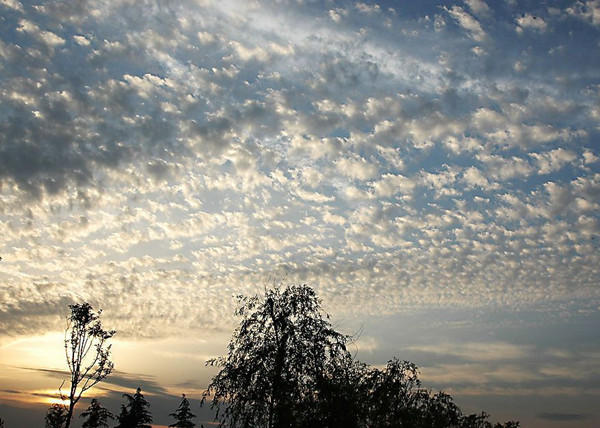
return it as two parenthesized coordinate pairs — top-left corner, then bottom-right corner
(0, 0), (599, 426)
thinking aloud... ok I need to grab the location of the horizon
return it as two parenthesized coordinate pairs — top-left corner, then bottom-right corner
(1, 0), (599, 427)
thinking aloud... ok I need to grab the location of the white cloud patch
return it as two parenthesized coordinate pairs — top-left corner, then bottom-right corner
(476, 153), (533, 180)
(372, 174), (416, 198)
(16, 18), (65, 47)
(516, 13), (548, 33)
(336, 155), (379, 181)
(565, 0), (600, 27)
(530, 148), (577, 174)
(464, 0), (491, 17)
(445, 5), (487, 41)
(355, 2), (381, 15)
(228, 40), (270, 62)
(1, 0), (23, 12)
(462, 166), (492, 189)
(72, 34), (90, 46)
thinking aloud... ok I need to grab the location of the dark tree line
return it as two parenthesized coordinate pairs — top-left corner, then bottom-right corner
(35, 286), (518, 428)
(39, 303), (197, 428)
(44, 389), (196, 428)
(202, 284), (519, 428)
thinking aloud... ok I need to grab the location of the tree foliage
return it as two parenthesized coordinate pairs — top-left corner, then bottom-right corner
(169, 394), (196, 428)
(45, 404), (67, 428)
(80, 398), (113, 428)
(61, 303), (115, 428)
(360, 359), (521, 428)
(362, 359), (424, 427)
(203, 284), (520, 428)
(115, 387), (153, 428)
(203, 284), (350, 428)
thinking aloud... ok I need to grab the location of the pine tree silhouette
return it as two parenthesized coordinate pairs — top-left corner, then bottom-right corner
(169, 394), (196, 427)
(80, 398), (113, 428)
(45, 404), (67, 428)
(115, 387), (152, 428)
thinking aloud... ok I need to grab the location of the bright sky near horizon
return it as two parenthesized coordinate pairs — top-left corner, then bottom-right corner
(1, 0), (599, 427)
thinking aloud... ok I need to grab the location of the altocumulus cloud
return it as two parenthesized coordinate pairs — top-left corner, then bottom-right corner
(0, 0), (598, 341)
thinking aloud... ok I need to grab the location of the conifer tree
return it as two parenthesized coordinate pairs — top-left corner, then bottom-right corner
(115, 387), (152, 428)
(80, 398), (113, 428)
(169, 394), (196, 428)
(115, 405), (130, 428)
(45, 403), (67, 428)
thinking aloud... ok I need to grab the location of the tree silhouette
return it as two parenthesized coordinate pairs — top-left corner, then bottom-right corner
(363, 358), (424, 427)
(202, 284), (351, 428)
(115, 387), (152, 428)
(45, 403), (67, 428)
(115, 405), (129, 428)
(169, 394), (196, 427)
(61, 303), (115, 428)
(203, 284), (519, 428)
(309, 351), (367, 428)
(80, 398), (113, 428)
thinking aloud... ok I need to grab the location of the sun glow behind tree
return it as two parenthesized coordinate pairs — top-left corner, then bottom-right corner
(0, 0), (599, 426)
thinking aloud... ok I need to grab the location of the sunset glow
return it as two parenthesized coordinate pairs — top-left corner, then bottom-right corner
(1, 0), (599, 427)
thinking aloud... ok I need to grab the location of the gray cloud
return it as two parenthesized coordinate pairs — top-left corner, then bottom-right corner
(537, 412), (589, 421)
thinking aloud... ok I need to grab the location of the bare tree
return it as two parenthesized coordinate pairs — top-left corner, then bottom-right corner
(61, 303), (115, 428)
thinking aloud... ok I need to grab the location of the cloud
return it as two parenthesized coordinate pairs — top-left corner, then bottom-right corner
(408, 342), (532, 362)
(16, 19), (65, 47)
(372, 174), (416, 198)
(530, 148), (577, 174)
(462, 166), (492, 189)
(336, 155), (378, 181)
(355, 3), (381, 15)
(328, 9), (345, 24)
(476, 154), (533, 180)
(0, 0), (598, 348)
(537, 413), (590, 421)
(565, 0), (600, 27)
(0, 0), (23, 12)
(0, 5), (599, 426)
(464, 0), (491, 17)
(515, 14), (548, 33)
(445, 6), (487, 41)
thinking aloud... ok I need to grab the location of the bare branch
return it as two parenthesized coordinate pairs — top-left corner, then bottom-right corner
(58, 303), (115, 428)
